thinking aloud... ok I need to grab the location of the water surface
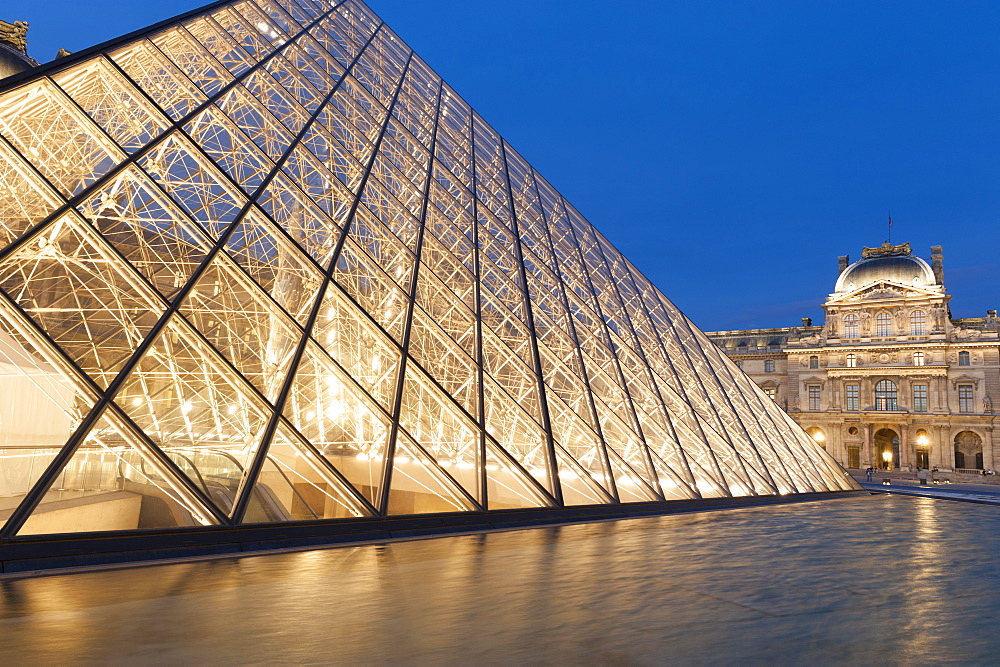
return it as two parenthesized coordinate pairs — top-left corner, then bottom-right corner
(2, 494), (998, 664)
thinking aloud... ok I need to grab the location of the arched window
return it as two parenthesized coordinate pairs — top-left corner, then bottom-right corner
(764, 359), (775, 373)
(910, 310), (926, 336)
(876, 312), (892, 337)
(809, 355), (819, 369)
(846, 353), (857, 368)
(875, 380), (898, 411)
(958, 350), (970, 366)
(913, 351), (925, 366)
(843, 314), (859, 338)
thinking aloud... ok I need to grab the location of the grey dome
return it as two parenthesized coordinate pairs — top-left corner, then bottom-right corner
(0, 42), (35, 80)
(834, 254), (936, 293)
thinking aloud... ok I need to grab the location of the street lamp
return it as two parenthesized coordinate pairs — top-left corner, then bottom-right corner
(812, 431), (825, 443)
(917, 434), (929, 446)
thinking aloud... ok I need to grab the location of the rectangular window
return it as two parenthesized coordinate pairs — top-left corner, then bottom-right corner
(809, 385), (821, 411)
(913, 384), (928, 412)
(846, 384), (859, 411)
(764, 359), (774, 373)
(763, 386), (777, 401)
(959, 385), (974, 413)
(847, 446), (861, 469)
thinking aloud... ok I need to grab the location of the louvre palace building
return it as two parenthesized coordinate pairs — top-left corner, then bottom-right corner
(706, 242), (1000, 474)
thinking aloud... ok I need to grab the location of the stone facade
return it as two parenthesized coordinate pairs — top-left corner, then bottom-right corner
(705, 243), (1000, 472)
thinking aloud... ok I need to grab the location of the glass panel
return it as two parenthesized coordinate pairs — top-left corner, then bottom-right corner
(386, 433), (476, 515)
(481, 375), (552, 494)
(240, 423), (372, 524)
(151, 26), (235, 97)
(485, 440), (553, 510)
(0, 211), (165, 388)
(283, 340), (392, 508)
(0, 79), (125, 197)
(553, 443), (613, 506)
(77, 165), (212, 302)
(16, 408), (218, 536)
(53, 57), (170, 154)
(398, 365), (481, 503)
(179, 254), (302, 402)
(224, 208), (325, 325)
(310, 281), (400, 410)
(0, 138), (62, 247)
(0, 316), (98, 533)
(141, 131), (248, 240)
(110, 39), (208, 121)
(114, 315), (273, 516)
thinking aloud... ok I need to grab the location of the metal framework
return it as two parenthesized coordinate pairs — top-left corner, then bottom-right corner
(0, 0), (856, 539)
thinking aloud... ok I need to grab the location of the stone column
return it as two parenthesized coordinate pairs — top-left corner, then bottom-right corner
(986, 424), (996, 471)
(899, 423), (910, 471)
(863, 423), (873, 468)
(930, 425), (948, 470)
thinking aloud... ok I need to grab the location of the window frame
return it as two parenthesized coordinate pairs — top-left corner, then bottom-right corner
(912, 384), (928, 412)
(910, 310), (926, 336)
(845, 383), (859, 411)
(876, 311), (892, 337)
(808, 385), (822, 411)
(843, 313), (859, 338)
(875, 379), (898, 411)
(959, 384), (974, 413)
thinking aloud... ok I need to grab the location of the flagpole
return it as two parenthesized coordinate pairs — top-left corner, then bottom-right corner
(887, 210), (892, 244)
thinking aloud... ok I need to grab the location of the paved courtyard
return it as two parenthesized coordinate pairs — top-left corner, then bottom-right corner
(2, 493), (1000, 664)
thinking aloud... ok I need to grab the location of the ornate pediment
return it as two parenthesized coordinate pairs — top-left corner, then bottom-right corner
(827, 279), (942, 304)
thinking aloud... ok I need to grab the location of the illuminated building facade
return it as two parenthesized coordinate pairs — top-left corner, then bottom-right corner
(706, 243), (1000, 474)
(0, 0), (854, 547)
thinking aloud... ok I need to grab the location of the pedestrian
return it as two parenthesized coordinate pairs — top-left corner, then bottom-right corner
(865, 466), (874, 482)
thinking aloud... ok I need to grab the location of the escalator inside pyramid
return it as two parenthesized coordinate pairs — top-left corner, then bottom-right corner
(0, 0), (859, 541)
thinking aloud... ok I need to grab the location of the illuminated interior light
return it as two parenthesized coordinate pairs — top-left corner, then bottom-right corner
(180, 401), (193, 415)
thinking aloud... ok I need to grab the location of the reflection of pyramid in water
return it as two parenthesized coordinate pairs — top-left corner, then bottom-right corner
(0, 0), (858, 540)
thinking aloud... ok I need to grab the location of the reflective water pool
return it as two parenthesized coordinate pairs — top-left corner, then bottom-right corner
(2, 494), (999, 664)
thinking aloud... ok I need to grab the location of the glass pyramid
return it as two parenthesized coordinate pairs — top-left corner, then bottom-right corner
(0, 0), (858, 540)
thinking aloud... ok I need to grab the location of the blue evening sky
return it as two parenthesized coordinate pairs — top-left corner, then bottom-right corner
(4, 0), (998, 331)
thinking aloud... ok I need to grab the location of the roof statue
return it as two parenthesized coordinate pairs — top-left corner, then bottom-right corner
(0, 20), (29, 54)
(861, 241), (912, 259)
(0, 0), (858, 547)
